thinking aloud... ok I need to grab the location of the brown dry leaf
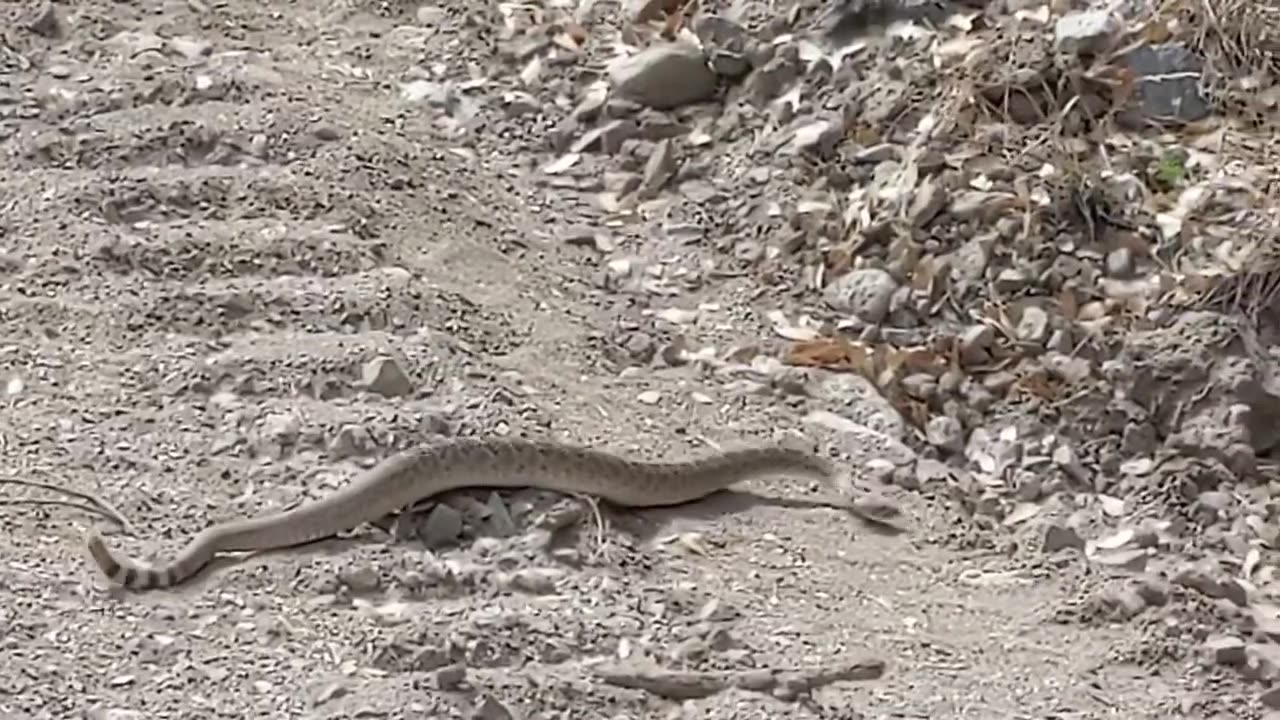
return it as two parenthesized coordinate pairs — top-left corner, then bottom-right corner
(896, 346), (948, 375)
(1054, 285), (1075, 319)
(897, 396), (930, 430)
(910, 255), (937, 292)
(659, 0), (698, 37)
(629, 0), (683, 23)
(847, 124), (881, 146)
(1179, 116), (1224, 137)
(825, 242), (858, 276)
(1137, 17), (1172, 44)
(562, 21), (589, 46)
(551, 34), (580, 52)
(661, 9), (681, 37)
(1013, 368), (1060, 401)
(785, 337), (873, 373)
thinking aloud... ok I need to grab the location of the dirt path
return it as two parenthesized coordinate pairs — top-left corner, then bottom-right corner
(0, 0), (1267, 718)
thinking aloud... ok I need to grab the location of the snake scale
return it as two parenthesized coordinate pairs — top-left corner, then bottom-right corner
(87, 437), (898, 590)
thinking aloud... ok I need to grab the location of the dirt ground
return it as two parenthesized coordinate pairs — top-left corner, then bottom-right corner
(2, 0), (1276, 718)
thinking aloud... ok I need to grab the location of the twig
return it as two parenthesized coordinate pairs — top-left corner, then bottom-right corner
(0, 498), (106, 517)
(572, 492), (611, 563)
(0, 478), (137, 535)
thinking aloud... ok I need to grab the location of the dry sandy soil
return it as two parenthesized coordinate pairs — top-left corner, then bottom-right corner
(0, 0), (1268, 718)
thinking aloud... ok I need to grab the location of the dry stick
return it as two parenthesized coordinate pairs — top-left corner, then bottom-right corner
(572, 492), (611, 563)
(0, 478), (137, 535)
(0, 498), (105, 518)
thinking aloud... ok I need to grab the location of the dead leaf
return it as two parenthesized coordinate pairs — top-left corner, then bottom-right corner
(784, 337), (873, 374)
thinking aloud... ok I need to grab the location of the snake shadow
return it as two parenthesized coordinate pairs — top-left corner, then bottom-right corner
(604, 488), (906, 543)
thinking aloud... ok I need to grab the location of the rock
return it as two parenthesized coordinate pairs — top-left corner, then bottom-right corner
(571, 83), (609, 120)
(261, 412), (301, 444)
(167, 36), (212, 60)
(1015, 306), (1050, 344)
(337, 564), (382, 593)
(505, 567), (566, 594)
(257, 412), (302, 459)
(1119, 44), (1210, 125)
(360, 356), (414, 397)
(1053, 10), (1120, 56)
(1121, 422), (1157, 454)
(313, 682), (349, 706)
(902, 373), (936, 400)
(907, 176), (948, 227)
(806, 375), (906, 439)
(1012, 471), (1042, 501)
(609, 43), (716, 110)
(1219, 577), (1249, 606)
(328, 424), (373, 459)
(1193, 490), (1234, 519)
(1262, 685), (1280, 710)
(471, 696), (515, 720)
(1173, 562), (1226, 599)
(637, 138), (678, 199)
(803, 410), (916, 467)
(570, 119), (638, 154)
(1248, 643), (1280, 681)
(25, 1), (62, 38)
(1133, 576), (1170, 606)
(1097, 587), (1147, 620)
(706, 627), (736, 651)
(694, 15), (752, 79)
(421, 503), (464, 547)
(435, 664), (467, 690)
(925, 416), (964, 453)
(1042, 523), (1085, 553)
(1204, 635), (1247, 666)
(745, 43), (799, 105)
(949, 191), (1018, 223)
(1105, 247), (1134, 278)
(603, 170), (642, 195)
(822, 268), (897, 322)
(1043, 353), (1092, 384)
(958, 324), (995, 365)
(1052, 444), (1090, 487)
(669, 637), (712, 663)
(484, 492), (517, 537)
(982, 371), (1017, 395)
(946, 232), (995, 291)
(789, 119), (841, 157)
(409, 644), (452, 672)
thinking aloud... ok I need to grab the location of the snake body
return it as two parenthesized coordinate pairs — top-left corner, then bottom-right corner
(86, 437), (874, 590)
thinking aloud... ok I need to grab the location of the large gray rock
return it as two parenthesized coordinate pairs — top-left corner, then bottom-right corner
(822, 268), (898, 323)
(608, 42), (716, 110)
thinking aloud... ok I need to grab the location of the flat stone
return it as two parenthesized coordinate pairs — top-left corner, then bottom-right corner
(609, 42), (716, 110)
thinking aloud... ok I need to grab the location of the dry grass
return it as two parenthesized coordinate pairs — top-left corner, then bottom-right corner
(1180, 0), (1280, 78)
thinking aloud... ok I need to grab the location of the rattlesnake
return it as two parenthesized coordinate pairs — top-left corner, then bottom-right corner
(87, 437), (901, 590)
